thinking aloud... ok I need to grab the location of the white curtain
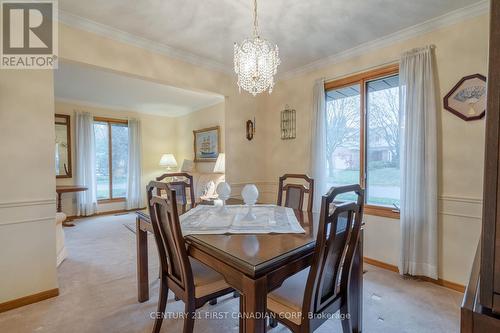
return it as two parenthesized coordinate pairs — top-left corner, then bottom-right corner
(311, 78), (328, 212)
(399, 46), (438, 279)
(126, 118), (143, 209)
(75, 111), (98, 216)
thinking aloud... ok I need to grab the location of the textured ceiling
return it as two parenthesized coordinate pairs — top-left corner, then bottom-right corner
(55, 62), (224, 117)
(59, 0), (483, 73)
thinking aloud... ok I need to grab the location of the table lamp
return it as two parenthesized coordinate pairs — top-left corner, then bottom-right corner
(159, 154), (178, 172)
(181, 159), (195, 173)
(213, 153), (225, 174)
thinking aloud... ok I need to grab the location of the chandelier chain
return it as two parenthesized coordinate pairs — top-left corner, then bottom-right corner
(253, 0), (259, 37)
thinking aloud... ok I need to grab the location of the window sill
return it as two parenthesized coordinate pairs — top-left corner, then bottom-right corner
(364, 205), (400, 219)
(98, 198), (126, 204)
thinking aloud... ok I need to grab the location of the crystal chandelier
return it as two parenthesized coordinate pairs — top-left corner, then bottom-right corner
(234, 0), (280, 96)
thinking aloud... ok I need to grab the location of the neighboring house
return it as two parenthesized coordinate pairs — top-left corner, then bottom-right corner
(330, 127), (396, 170)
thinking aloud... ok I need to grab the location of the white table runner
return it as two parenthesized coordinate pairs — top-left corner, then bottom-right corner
(180, 204), (305, 235)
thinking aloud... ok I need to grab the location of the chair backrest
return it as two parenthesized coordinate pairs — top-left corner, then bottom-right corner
(303, 184), (364, 319)
(277, 174), (314, 212)
(146, 181), (194, 296)
(156, 172), (196, 209)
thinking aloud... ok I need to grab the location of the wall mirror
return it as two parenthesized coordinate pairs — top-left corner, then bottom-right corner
(55, 114), (72, 178)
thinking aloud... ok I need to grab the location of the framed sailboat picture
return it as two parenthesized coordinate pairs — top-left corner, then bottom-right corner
(193, 126), (220, 162)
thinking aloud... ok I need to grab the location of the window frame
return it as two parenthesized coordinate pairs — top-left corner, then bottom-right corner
(324, 64), (400, 219)
(94, 117), (128, 203)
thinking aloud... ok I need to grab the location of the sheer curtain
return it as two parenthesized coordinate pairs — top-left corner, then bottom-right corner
(311, 78), (328, 212)
(75, 111), (98, 216)
(126, 118), (143, 209)
(399, 46), (438, 279)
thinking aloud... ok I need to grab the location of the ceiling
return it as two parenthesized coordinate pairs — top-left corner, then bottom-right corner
(59, 0), (484, 74)
(54, 62), (224, 117)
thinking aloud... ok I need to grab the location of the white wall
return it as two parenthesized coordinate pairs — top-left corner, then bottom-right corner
(0, 70), (58, 303)
(2, 19), (248, 305)
(175, 102), (225, 174)
(58, 25), (262, 187)
(56, 22), (265, 209)
(256, 14), (488, 285)
(55, 100), (227, 215)
(55, 101), (179, 215)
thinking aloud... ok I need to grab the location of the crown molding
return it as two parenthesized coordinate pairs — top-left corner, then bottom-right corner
(57, 10), (232, 75)
(278, 0), (490, 80)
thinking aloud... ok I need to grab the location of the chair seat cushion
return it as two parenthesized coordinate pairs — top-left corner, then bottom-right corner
(267, 267), (310, 325)
(191, 258), (230, 298)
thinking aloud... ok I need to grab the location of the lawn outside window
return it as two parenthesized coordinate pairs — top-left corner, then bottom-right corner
(94, 117), (129, 203)
(324, 65), (400, 219)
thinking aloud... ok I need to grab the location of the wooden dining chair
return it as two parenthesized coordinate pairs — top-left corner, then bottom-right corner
(268, 184), (364, 333)
(146, 181), (234, 333)
(156, 172), (196, 213)
(277, 174), (314, 212)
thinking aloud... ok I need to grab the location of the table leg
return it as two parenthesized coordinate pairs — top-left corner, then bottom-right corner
(57, 192), (76, 227)
(239, 293), (245, 333)
(137, 216), (149, 302)
(57, 192), (63, 213)
(350, 228), (364, 333)
(239, 275), (267, 333)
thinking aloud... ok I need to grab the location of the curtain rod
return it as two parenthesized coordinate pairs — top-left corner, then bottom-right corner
(323, 59), (399, 84)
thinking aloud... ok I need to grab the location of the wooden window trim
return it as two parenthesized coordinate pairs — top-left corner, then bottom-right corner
(325, 64), (401, 220)
(364, 205), (400, 219)
(324, 64), (399, 90)
(94, 117), (128, 202)
(98, 198), (126, 204)
(94, 117), (128, 125)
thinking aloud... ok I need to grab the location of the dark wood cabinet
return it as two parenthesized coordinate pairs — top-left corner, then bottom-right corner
(481, 0), (500, 313)
(461, 1), (500, 331)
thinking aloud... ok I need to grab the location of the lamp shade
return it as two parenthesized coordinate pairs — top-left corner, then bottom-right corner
(181, 159), (195, 173)
(159, 154), (178, 168)
(213, 153), (225, 173)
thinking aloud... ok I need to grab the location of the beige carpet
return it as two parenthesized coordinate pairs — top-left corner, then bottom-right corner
(0, 213), (463, 333)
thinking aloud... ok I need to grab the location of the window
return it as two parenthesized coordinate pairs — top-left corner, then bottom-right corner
(366, 75), (400, 207)
(325, 65), (400, 218)
(325, 83), (361, 202)
(94, 117), (129, 201)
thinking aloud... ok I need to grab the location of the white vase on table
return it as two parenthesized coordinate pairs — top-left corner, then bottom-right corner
(216, 182), (231, 214)
(241, 184), (259, 220)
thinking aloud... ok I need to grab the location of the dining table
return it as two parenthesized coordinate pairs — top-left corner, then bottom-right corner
(135, 204), (364, 333)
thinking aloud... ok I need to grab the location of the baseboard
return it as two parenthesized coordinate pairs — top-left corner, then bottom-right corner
(419, 276), (466, 293)
(0, 288), (59, 313)
(363, 257), (466, 293)
(67, 207), (145, 220)
(364, 257), (399, 272)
